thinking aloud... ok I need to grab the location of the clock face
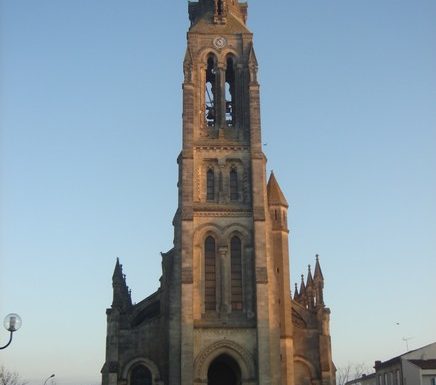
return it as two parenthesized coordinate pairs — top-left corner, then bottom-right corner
(213, 36), (227, 49)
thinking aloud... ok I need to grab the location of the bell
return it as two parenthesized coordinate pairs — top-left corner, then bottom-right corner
(206, 108), (215, 120)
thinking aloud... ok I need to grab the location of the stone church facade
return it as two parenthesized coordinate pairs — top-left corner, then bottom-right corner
(101, 1), (336, 385)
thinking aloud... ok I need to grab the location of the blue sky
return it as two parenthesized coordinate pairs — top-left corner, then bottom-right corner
(1, 1), (435, 384)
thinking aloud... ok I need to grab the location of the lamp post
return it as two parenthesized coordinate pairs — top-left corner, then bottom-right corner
(0, 313), (22, 350)
(43, 374), (55, 385)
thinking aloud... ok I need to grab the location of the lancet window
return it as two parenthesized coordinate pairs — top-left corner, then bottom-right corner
(130, 365), (152, 385)
(204, 236), (217, 311)
(229, 168), (238, 201)
(205, 55), (217, 127)
(230, 236), (243, 311)
(206, 169), (215, 201)
(217, 0), (224, 16)
(225, 56), (235, 126)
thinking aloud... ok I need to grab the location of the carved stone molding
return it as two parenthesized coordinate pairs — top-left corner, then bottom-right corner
(195, 211), (252, 218)
(194, 145), (249, 152)
(193, 339), (256, 382)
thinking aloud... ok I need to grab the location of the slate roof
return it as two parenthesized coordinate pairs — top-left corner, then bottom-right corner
(267, 172), (288, 207)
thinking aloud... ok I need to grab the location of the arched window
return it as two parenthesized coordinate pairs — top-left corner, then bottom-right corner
(225, 56), (235, 126)
(229, 169), (238, 201)
(217, 0), (224, 16)
(230, 236), (243, 311)
(205, 56), (217, 127)
(207, 169), (215, 201)
(204, 236), (217, 311)
(130, 365), (152, 385)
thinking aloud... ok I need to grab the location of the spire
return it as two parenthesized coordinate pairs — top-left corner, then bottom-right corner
(313, 255), (325, 308)
(305, 265), (315, 309)
(314, 254), (324, 281)
(299, 274), (308, 308)
(293, 283), (299, 300)
(306, 265), (314, 287)
(112, 258), (132, 312)
(299, 274), (306, 295)
(267, 172), (289, 207)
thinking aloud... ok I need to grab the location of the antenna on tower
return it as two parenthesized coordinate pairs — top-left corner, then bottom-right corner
(402, 336), (414, 351)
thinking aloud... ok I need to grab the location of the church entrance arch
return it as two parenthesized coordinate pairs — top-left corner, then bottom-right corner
(207, 354), (241, 385)
(194, 340), (256, 385)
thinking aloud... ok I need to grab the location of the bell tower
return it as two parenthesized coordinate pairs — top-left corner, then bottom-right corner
(102, 2), (336, 385)
(172, 1), (295, 385)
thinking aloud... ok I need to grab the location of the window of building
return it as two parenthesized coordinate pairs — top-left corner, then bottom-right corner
(207, 169), (215, 201)
(230, 236), (243, 311)
(229, 169), (238, 201)
(217, 0), (224, 15)
(204, 236), (217, 311)
(130, 365), (152, 385)
(225, 56), (235, 126)
(205, 56), (217, 127)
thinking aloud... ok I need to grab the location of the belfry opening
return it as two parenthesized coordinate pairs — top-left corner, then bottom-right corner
(207, 355), (241, 385)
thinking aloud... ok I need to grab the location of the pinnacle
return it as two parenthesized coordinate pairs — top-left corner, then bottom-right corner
(314, 254), (324, 281)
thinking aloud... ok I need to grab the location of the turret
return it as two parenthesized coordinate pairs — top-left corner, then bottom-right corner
(267, 172), (289, 231)
(111, 258), (132, 312)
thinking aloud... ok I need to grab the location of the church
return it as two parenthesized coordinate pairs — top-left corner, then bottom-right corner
(101, 1), (336, 385)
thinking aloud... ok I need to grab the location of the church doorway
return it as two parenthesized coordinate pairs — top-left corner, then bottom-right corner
(207, 354), (241, 385)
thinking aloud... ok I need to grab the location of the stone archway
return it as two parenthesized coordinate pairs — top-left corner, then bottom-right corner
(208, 354), (241, 385)
(194, 340), (256, 385)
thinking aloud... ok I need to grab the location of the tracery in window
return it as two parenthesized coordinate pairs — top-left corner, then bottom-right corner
(204, 236), (217, 311)
(229, 168), (238, 201)
(207, 169), (215, 201)
(230, 236), (243, 311)
(131, 365), (152, 385)
(205, 55), (217, 127)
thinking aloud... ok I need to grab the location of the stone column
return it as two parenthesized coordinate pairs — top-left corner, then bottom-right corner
(218, 246), (230, 314)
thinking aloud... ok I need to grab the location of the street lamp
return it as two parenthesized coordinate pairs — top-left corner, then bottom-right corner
(43, 374), (55, 385)
(0, 313), (22, 350)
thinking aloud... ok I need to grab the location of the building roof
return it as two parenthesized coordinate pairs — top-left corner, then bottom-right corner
(409, 359), (436, 369)
(267, 172), (288, 207)
(345, 373), (376, 385)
